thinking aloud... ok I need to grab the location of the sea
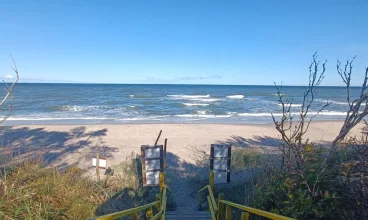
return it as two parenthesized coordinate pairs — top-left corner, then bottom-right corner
(3, 83), (358, 125)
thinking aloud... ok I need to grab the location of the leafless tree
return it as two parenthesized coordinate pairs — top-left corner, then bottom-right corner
(332, 58), (368, 147)
(0, 55), (19, 124)
(271, 53), (331, 195)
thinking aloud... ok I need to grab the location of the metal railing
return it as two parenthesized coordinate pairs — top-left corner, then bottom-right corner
(91, 172), (168, 220)
(198, 171), (295, 220)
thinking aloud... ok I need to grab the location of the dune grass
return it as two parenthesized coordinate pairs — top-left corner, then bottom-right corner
(0, 159), (110, 220)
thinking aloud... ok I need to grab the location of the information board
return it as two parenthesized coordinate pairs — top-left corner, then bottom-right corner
(141, 145), (164, 186)
(210, 144), (231, 184)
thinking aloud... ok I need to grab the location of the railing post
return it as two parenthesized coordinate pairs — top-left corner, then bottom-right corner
(217, 193), (224, 220)
(209, 171), (214, 193)
(160, 172), (165, 193)
(146, 207), (153, 218)
(130, 213), (138, 220)
(241, 212), (250, 220)
(155, 194), (161, 210)
(225, 205), (231, 220)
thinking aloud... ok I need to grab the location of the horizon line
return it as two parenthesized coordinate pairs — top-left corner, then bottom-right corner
(12, 82), (354, 87)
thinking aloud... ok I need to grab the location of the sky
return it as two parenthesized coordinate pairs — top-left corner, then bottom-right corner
(0, 0), (367, 86)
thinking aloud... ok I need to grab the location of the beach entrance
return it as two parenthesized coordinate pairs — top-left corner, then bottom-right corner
(91, 130), (293, 219)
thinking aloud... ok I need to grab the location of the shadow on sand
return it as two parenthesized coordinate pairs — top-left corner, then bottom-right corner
(95, 151), (210, 216)
(216, 135), (282, 149)
(0, 126), (118, 170)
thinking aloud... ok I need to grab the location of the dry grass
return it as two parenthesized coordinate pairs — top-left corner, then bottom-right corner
(0, 159), (109, 220)
(0, 152), (154, 220)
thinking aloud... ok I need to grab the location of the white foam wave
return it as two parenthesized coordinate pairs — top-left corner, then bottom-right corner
(129, 94), (151, 98)
(191, 98), (221, 102)
(277, 104), (302, 107)
(60, 105), (105, 112)
(183, 103), (209, 106)
(196, 110), (208, 115)
(167, 94), (210, 99)
(226, 95), (244, 99)
(176, 114), (231, 118)
(272, 93), (286, 97)
(316, 99), (352, 105)
(231, 111), (347, 117)
(237, 113), (275, 117)
(7, 117), (113, 121)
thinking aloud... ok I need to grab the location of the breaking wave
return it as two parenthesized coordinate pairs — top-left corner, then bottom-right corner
(226, 95), (244, 99)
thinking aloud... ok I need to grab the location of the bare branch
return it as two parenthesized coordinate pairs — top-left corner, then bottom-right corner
(0, 55), (19, 123)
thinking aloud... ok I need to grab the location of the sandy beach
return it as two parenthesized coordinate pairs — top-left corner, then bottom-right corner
(0, 120), (364, 212)
(0, 121), (363, 171)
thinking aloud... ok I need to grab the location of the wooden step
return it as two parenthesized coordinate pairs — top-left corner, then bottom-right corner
(166, 211), (211, 220)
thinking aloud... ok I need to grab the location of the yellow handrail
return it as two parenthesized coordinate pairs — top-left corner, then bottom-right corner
(198, 171), (295, 220)
(90, 201), (159, 220)
(219, 200), (295, 220)
(91, 172), (168, 220)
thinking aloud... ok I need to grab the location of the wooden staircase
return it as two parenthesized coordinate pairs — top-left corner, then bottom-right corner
(166, 211), (211, 220)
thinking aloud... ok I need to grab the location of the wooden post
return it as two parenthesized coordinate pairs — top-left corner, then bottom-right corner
(209, 171), (214, 193)
(154, 130), (162, 145)
(130, 212), (138, 220)
(159, 172), (165, 193)
(217, 193), (224, 219)
(146, 207), (153, 218)
(141, 146), (146, 185)
(225, 205), (232, 220)
(163, 138), (167, 169)
(155, 194), (161, 210)
(241, 212), (250, 220)
(96, 153), (100, 182)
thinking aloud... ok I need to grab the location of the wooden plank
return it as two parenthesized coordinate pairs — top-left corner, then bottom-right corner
(207, 196), (216, 220)
(130, 213), (138, 220)
(219, 200), (296, 220)
(93, 201), (158, 220)
(146, 207), (153, 218)
(241, 212), (250, 220)
(141, 146), (146, 185)
(154, 130), (162, 145)
(210, 146), (214, 170)
(226, 205), (232, 220)
(96, 153), (100, 182)
(163, 139), (167, 169)
(217, 193), (224, 219)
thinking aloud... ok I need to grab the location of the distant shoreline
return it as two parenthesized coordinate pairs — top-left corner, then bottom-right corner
(2, 118), (348, 126)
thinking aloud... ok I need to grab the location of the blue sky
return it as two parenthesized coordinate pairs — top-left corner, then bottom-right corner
(0, 1), (367, 85)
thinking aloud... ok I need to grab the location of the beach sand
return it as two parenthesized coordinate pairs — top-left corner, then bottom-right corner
(0, 121), (364, 211)
(0, 121), (363, 170)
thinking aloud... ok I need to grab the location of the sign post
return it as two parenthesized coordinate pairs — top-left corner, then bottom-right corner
(92, 154), (107, 181)
(141, 145), (164, 186)
(210, 144), (231, 184)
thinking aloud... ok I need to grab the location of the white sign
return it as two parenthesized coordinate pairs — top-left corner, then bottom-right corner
(210, 144), (231, 184)
(146, 171), (160, 185)
(141, 145), (163, 186)
(92, 157), (107, 169)
(214, 145), (229, 157)
(145, 148), (161, 158)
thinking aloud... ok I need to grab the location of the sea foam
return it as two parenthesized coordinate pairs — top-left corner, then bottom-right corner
(183, 103), (209, 106)
(226, 95), (244, 99)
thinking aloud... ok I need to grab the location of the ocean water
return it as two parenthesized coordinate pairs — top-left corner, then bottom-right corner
(3, 83), (359, 124)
